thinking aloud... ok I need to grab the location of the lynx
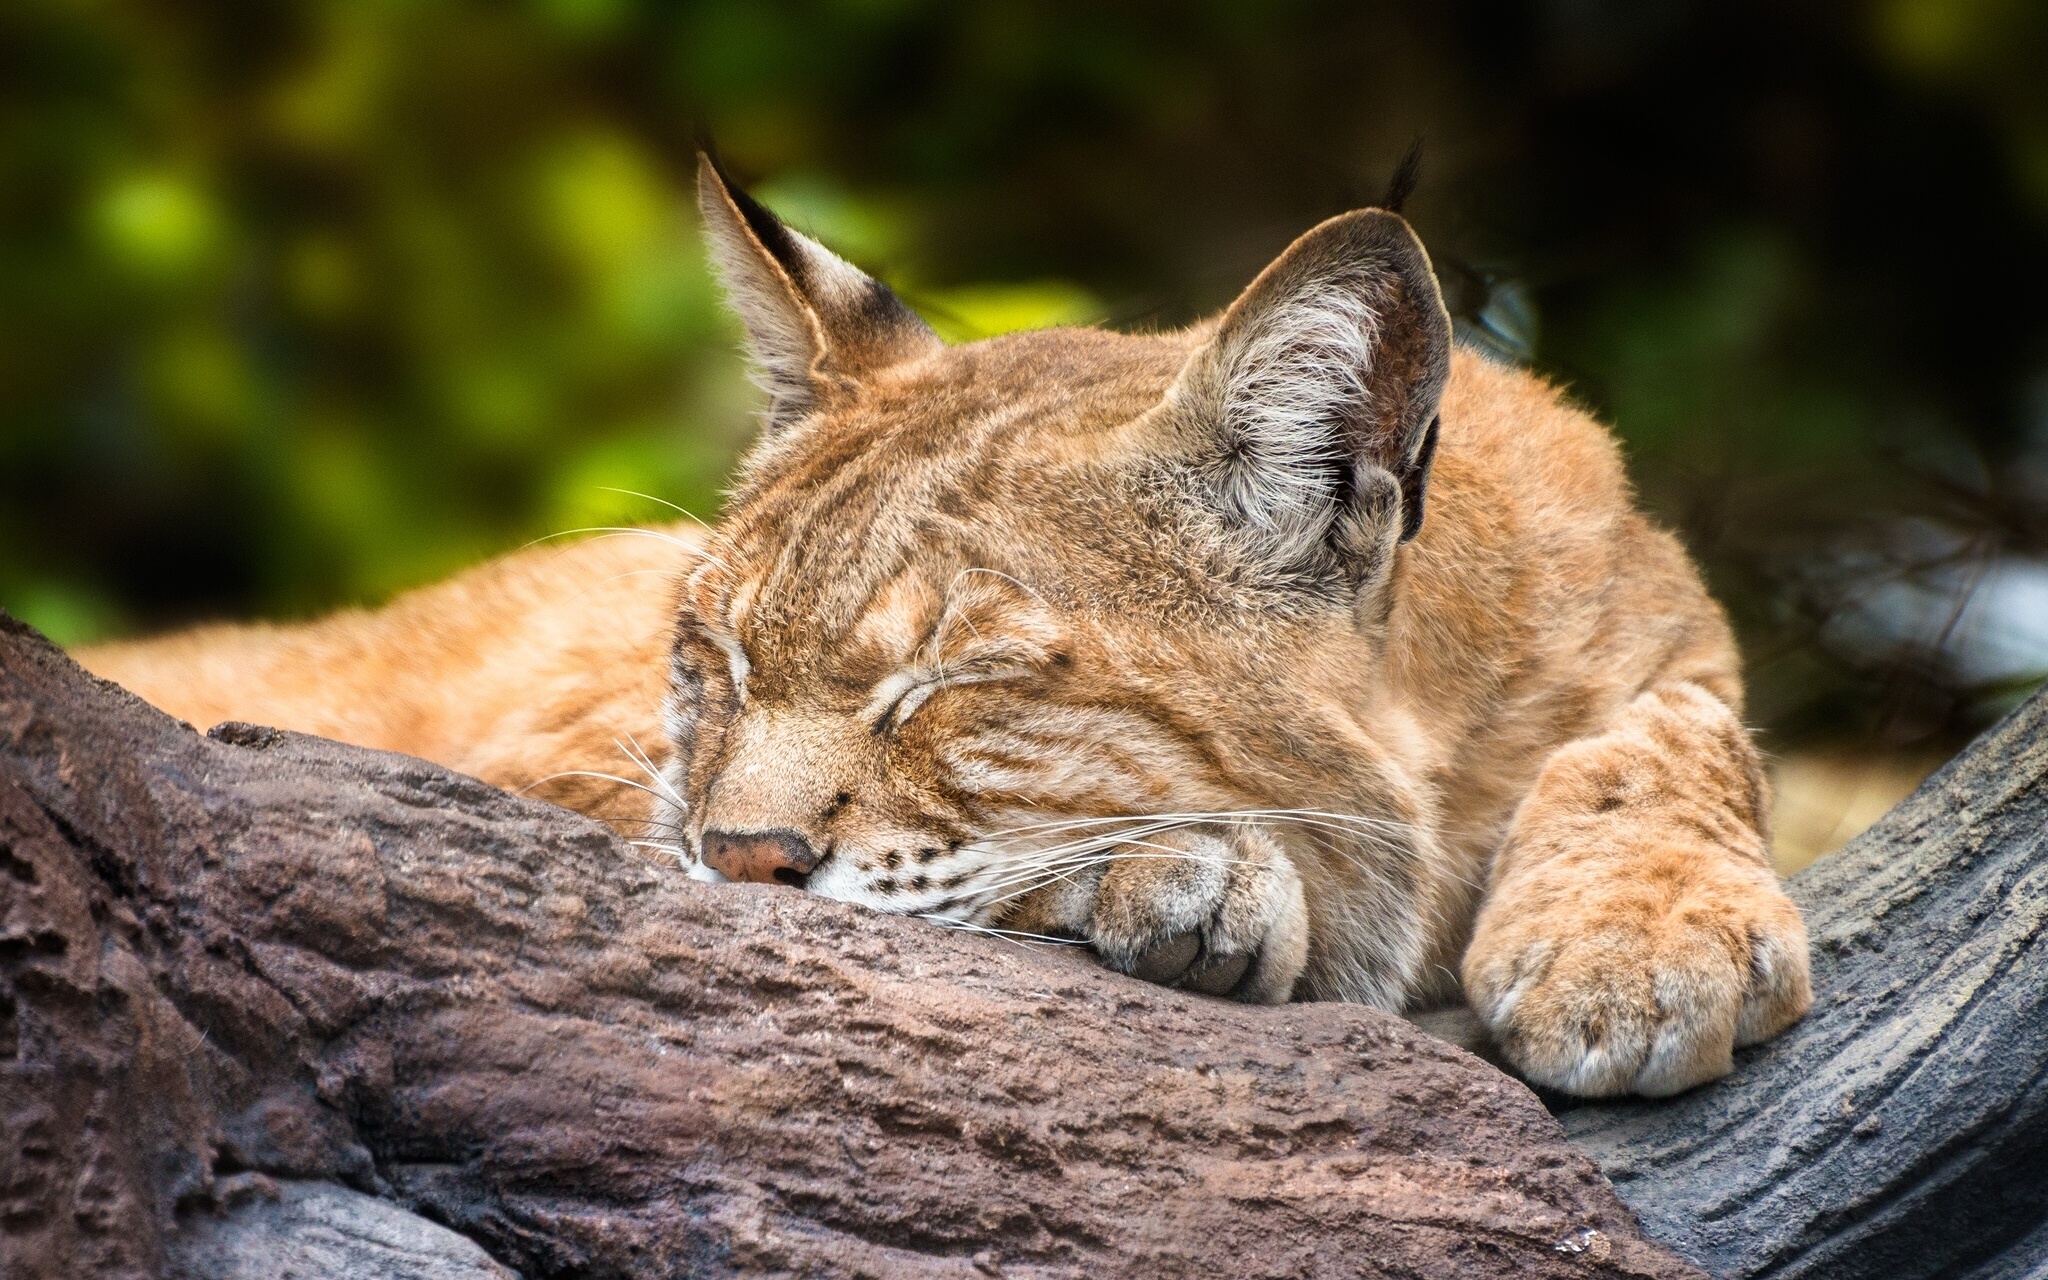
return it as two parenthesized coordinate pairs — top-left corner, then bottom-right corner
(83, 158), (1810, 1097)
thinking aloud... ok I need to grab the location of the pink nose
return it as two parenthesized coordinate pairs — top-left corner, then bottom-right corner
(700, 829), (822, 886)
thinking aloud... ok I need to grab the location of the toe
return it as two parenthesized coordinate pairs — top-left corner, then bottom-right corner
(1124, 931), (1201, 985)
(1181, 947), (1253, 996)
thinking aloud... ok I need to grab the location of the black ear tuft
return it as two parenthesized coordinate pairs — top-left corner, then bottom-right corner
(1382, 138), (1424, 214)
(695, 151), (941, 430)
(697, 141), (807, 290)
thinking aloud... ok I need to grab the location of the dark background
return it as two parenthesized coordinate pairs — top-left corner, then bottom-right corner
(5, 0), (2047, 758)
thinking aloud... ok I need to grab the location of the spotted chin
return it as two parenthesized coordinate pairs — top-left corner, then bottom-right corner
(804, 812), (1216, 925)
(797, 837), (1011, 920)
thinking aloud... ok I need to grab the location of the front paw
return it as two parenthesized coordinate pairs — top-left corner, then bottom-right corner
(1462, 849), (1811, 1097)
(1003, 822), (1308, 1003)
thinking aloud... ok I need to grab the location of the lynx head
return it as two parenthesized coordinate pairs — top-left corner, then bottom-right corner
(656, 156), (1451, 946)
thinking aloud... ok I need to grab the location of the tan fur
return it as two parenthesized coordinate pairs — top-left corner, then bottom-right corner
(77, 161), (1811, 1096)
(79, 528), (698, 823)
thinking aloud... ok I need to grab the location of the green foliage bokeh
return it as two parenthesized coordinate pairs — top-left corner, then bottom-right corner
(3, 0), (2047, 744)
(0, 0), (1117, 640)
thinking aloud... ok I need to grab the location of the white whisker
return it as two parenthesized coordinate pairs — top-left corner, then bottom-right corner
(594, 486), (715, 530)
(980, 807), (1425, 842)
(518, 769), (669, 803)
(629, 840), (690, 867)
(614, 734), (687, 812)
(922, 805), (1454, 925)
(916, 916), (1087, 947)
(519, 525), (733, 572)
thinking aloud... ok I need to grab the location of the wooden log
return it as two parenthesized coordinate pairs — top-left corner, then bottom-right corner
(0, 617), (1695, 1279)
(13, 600), (2045, 1280)
(166, 1179), (518, 1280)
(1564, 687), (2048, 1278)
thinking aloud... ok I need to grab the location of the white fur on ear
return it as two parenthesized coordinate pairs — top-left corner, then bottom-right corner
(695, 156), (940, 429)
(1172, 209), (1452, 570)
(1213, 267), (1392, 555)
(697, 211), (824, 414)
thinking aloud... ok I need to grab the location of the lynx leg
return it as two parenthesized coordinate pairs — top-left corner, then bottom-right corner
(1462, 682), (1811, 1097)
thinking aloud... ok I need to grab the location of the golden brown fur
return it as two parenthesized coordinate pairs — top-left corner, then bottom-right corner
(78, 158), (1811, 1097)
(81, 528), (695, 822)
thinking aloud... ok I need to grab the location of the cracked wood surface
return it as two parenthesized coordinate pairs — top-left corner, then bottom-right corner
(10, 599), (2046, 1280)
(1563, 686), (2048, 1279)
(0, 616), (1693, 1279)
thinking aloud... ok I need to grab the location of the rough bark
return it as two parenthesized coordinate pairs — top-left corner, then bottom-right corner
(1563, 686), (2048, 1279)
(0, 616), (1694, 1280)
(165, 1180), (518, 1280)
(12, 607), (2048, 1280)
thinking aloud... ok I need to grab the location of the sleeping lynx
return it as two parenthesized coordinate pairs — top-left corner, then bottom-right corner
(83, 157), (1810, 1097)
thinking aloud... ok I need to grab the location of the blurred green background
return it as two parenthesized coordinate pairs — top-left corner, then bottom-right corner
(5, 0), (2048, 761)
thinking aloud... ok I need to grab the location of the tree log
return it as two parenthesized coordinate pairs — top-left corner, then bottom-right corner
(0, 616), (1694, 1278)
(1564, 684), (2048, 1279)
(166, 1179), (518, 1280)
(7, 606), (2046, 1280)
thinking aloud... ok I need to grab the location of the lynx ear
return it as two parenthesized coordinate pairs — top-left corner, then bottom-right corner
(695, 154), (941, 427)
(1167, 209), (1451, 572)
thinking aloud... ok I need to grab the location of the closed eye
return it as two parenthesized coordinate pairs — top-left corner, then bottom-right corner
(863, 665), (1034, 732)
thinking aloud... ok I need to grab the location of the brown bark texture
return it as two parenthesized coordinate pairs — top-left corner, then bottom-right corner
(0, 616), (1696, 1279)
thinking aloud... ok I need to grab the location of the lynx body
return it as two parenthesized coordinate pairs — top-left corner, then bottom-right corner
(83, 160), (1810, 1097)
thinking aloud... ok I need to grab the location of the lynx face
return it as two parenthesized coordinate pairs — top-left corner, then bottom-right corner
(652, 159), (1453, 1008)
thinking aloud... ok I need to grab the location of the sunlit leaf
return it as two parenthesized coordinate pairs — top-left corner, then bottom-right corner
(92, 173), (221, 281)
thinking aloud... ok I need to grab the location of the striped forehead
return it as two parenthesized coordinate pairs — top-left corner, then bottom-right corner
(723, 428), (1028, 640)
(714, 327), (1191, 641)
